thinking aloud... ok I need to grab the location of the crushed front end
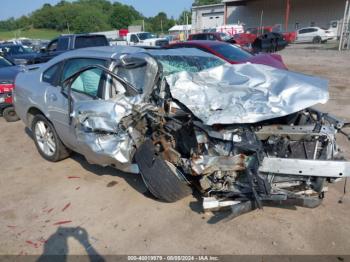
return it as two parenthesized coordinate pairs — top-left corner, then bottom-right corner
(136, 60), (350, 217)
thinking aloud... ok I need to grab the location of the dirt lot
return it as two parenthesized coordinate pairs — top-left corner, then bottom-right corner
(1, 45), (350, 257)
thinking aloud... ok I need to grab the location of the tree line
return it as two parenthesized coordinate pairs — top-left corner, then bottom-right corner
(0, 0), (195, 34)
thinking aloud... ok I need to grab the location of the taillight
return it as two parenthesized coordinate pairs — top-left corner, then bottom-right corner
(0, 83), (15, 94)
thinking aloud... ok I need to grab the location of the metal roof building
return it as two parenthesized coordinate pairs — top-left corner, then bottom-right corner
(192, 0), (347, 32)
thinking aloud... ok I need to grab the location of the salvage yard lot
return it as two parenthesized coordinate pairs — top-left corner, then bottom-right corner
(1, 45), (350, 256)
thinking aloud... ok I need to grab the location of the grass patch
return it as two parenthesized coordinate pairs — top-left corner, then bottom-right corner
(0, 28), (69, 40)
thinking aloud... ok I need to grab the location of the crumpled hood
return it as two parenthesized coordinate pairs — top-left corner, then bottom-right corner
(166, 63), (329, 125)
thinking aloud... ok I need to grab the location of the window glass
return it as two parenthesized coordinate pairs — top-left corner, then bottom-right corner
(75, 36), (108, 49)
(208, 34), (215, 40)
(130, 35), (139, 43)
(210, 43), (252, 62)
(1, 45), (31, 55)
(70, 68), (104, 97)
(137, 33), (156, 40)
(43, 63), (61, 85)
(61, 58), (107, 97)
(62, 58), (107, 81)
(0, 56), (13, 68)
(151, 54), (225, 76)
(57, 37), (69, 51)
(191, 34), (207, 40)
(48, 40), (58, 52)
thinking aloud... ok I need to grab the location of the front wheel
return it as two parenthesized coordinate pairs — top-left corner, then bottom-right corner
(32, 114), (70, 162)
(135, 140), (192, 203)
(312, 36), (322, 44)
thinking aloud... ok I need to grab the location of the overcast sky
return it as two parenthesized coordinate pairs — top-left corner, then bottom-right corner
(0, 0), (194, 20)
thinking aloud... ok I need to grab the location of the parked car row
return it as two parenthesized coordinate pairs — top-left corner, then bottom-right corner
(10, 45), (350, 217)
(0, 56), (20, 122)
(0, 34), (110, 66)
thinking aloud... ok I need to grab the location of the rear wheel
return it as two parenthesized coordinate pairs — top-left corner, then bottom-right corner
(135, 140), (192, 203)
(3, 107), (20, 122)
(312, 36), (322, 44)
(32, 114), (70, 162)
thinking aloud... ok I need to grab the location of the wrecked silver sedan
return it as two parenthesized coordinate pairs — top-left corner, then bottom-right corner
(14, 46), (350, 217)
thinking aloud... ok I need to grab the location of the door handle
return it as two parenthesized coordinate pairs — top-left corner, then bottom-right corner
(49, 93), (57, 102)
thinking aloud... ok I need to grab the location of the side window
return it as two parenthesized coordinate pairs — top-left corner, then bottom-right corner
(310, 28), (318, 33)
(299, 29), (307, 34)
(130, 35), (139, 43)
(47, 40), (58, 52)
(61, 58), (107, 97)
(192, 34), (206, 40)
(57, 37), (69, 51)
(42, 63), (61, 85)
(208, 34), (215, 40)
(70, 68), (105, 97)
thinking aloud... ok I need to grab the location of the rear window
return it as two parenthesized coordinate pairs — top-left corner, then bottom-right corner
(210, 44), (252, 62)
(191, 34), (208, 40)
(74, 36), (109, 49)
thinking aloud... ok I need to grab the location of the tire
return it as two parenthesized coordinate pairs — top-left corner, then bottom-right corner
(32, 114), (70, 162)
(3, 107), (20, 122)
(135, 140), (192, 203)
(312, 36), (322, 44)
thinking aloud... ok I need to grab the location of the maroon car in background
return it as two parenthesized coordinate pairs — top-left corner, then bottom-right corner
(167, 40), (288, 70)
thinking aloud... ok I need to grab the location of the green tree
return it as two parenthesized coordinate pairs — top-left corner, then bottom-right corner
(72, 9), (111, 33)
(109, 2), (142, 29)
(178, 10), (192, 25)
(193, 0), (222, 6)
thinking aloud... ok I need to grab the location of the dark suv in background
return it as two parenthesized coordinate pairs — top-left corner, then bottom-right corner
(35, 34), (109, 63)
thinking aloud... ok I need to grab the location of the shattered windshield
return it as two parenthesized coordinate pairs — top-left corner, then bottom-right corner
(149, 48), (226, 76)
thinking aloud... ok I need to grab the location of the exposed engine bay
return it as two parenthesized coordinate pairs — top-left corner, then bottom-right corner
(68, 50), (350, 217)
(144, 104), (349, 215)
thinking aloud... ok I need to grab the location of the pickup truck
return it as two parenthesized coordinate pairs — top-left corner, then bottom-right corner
(35, 34), (109, 64)
(126, 32), (169, 47)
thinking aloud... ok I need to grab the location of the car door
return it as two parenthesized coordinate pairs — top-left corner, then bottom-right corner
(44, 58), (108, 150)
(296, 29), (308, 43)
(64, 63), (143, 166)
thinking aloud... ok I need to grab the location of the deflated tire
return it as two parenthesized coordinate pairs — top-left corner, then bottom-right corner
(135, 140), (192, 203)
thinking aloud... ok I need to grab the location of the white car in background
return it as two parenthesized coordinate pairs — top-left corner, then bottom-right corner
(126, 32), (169, 47)
(295, 27), (330, 44)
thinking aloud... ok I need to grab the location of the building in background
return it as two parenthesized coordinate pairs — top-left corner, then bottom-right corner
(192, 3), (225, 33)
(192, 0), (347, 33)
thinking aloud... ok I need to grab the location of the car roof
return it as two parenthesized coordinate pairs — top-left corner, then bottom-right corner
(298, 27), (322, 30)
(40, 45), (218, 70)
(190, 32), (221, 36)
(0, 43), (22, 47)
(170, 40), (228, 47)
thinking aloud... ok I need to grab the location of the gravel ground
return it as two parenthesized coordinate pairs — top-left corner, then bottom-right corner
(0, 45), (350, 257)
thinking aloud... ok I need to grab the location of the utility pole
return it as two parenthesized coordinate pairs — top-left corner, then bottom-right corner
(346, 2), (350, 50)
(186, 12), (189, 40)
(142, 20), (145, 32)
(285, 0), (290, 32)
(259, 10), (264, 35)
(339, 0), (349, 51)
